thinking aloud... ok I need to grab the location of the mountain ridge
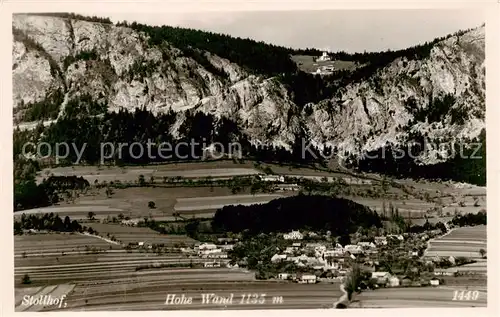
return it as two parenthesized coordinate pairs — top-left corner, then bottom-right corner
(12, 13), (486, 184)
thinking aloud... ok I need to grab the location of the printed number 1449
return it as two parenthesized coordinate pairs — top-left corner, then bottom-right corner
(452, 290), (479, 301)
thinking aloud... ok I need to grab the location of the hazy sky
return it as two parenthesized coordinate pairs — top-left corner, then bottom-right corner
(81, 10), (484, 53)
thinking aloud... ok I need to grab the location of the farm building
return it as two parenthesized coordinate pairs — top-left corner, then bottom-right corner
(206, 252), (228, 259)
(271, 254), (287, 263)
(259, 175), (285, 182)
(219, 244), (234, 251)
(357, 241), (376, 249)
(372, 272), (391, 284)
(198, 243), (217, 250)
(430, 278), (440, 286)
(388, 276), (400, 287)
(299, 274), (317, 284)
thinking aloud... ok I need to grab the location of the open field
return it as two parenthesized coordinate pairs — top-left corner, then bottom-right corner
(81, 223), (197, 246)
(425, 226), (487, 261)
(15, 187), (277, 220)
(36, 161), (261, 184)
(174, 194), (284, 211)
(351, 287), (487, 308)
(15, 233), (122, 257)
(347, 197), (434, 217)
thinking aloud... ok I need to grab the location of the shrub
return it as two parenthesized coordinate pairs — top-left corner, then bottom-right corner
(22, 274), (31, 284)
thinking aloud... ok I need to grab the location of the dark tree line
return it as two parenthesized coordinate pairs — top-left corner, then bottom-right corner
(38, 108), (254, 165)
(407, 220), (447, 234)
(15, 89), (64, 122)
(29, 13), (112, 24)
(357, 128), (485, 186)
(451, 211), (486, 227)
(211, 195), (382, 235)
(63, 49), (99, 70)
(14, 213), (82, 234)
(64, 93), (108, 118)
(118, 21), (299, 77)
(14, 176), (90, 212)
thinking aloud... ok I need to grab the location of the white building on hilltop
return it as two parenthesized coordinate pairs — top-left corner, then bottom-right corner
(317, 51), (332, 62)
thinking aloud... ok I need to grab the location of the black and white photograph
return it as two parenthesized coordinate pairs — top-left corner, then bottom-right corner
(6, 1), (494, 312)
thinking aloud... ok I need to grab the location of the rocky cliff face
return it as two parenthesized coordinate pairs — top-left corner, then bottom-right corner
(12, 14), (485, 163)
(303, 27), (485, 163)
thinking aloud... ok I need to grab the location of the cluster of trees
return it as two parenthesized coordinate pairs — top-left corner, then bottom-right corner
(14, 179), (54, 211)
(211, 195), (382, 235)
(32, 13), (112, 24)
(16, 89), (64, 122)
(408, 94), (462, 125)
(14, 213), (82, 234)
(451, 211), (486, 226)
(64, 93), (108, 118)
(14, 175), (90, 211)
(357, 128), (486, 186)
(118, 21), (299, 77)
(62, 49), (99, 70)
(407, 220), (447, 234)
(38, 108), (252, 165)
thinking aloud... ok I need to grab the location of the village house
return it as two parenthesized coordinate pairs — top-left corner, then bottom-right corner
(198, 243), (217, 251)
(219, 244), (234, 251)
(292, 242), (302, 248)
(199, 247), (224, 257)
(206, 252), (228, 259)
(324, 249), (344, 257)
(259, 175), (285, 182)
(344, 244), (363, 254)
(284, 247), (296, 254)
(337, 269), (348, 276)
(283, 230), (304, 240)
(180, 247), (196, 254)
(388, 234), (405, 241)
(387, 276), (400, 287)
(430, 278), (440, 286)
(299, 274), (318, 284)
(357, 241), (376, 249)
(271, 254), (287, 263)
(278, 273), (290, 280)
(371, 272), (392, 284)
(409, 249), (419, 257)
(324, 259), (342, 270)
(307, 231), (320, 238)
